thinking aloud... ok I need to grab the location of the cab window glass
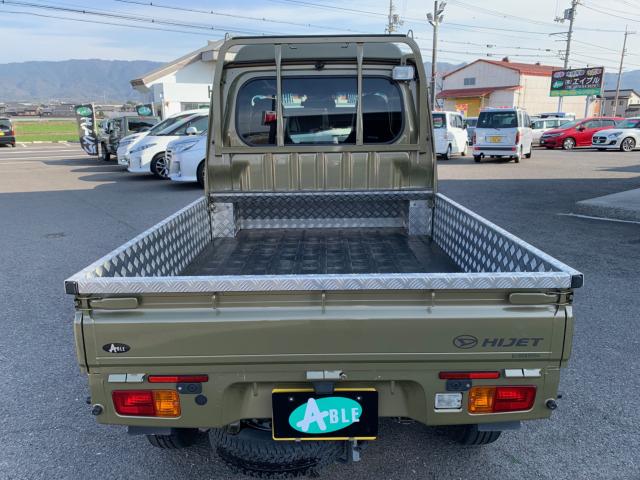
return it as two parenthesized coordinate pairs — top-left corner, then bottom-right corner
(236, 76), (403, 145)
(282, 76), (357, 145)
(173, 116), (208, 135)
(236, 78), (277, 145)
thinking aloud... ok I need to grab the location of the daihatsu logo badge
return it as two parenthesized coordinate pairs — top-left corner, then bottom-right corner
(102, 343), (130, 354)
(453, 335), (478, 349)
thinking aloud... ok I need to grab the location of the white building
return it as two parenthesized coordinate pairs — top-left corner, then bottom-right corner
(438, 58), (597, 118)
(130, 40), (224, 118)
(601, 89), (640, 117)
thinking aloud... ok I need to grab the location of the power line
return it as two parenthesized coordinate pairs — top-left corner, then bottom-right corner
(0, 7), (213, 36)
(0, 0), (280, 35)
(113, 0), (365, 33)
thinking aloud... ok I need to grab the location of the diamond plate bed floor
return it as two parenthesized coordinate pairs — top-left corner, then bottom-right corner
(182, 228), (461, 276)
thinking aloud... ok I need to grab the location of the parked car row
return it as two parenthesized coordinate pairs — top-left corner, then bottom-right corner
(111, 109), (210, 186)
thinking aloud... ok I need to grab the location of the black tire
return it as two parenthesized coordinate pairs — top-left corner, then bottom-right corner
(211, 425), (343, 478)
(525, 146), (532, 159)
(454, 425), (502, 446)
(196, 160), (205, 188)
(620, 137), (636, 152)
(146, 428), (204, 449)
(473, 155), (481, 163)
(151, 152), (169, 179)
(101, 143), (110, 162)
(562, 137), (576, 150)
(442, 144), (451, 160)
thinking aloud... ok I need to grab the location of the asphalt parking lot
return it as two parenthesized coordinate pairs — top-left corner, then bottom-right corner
(1, 143), (639, 480)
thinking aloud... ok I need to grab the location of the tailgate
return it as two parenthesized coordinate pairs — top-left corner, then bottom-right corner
(82, 291), (568, 366)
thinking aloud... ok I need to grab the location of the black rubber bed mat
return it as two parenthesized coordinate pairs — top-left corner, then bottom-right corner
(182, 228), (460, 276)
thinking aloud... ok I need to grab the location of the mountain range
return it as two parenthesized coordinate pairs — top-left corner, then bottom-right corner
(1, 59), (639, 103)
(0, 59), (163, 103)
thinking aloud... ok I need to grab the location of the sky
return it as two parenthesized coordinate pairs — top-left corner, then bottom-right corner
(1, 0), (640, 72)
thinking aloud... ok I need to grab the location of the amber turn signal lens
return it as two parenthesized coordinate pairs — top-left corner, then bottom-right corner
(468, 386), (496, 413)
(468, 386), (537, 414)
(153, 390), (181, 417)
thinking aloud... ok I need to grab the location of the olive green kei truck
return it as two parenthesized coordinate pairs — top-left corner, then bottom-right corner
(66, 35), (582, 476)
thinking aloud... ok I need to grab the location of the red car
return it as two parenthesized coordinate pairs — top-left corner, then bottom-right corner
(539, 116), (623, 150)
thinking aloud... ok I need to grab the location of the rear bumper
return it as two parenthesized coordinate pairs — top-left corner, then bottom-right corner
(472, 145), (517, 156)
(0, 136), (16, 145)
(86, 364), (561, 429)
(539, 137), (562, 148)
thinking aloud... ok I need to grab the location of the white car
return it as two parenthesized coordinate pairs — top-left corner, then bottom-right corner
(167, 133), (207, 187)
(116, 109), (208, 165)
(472, 107), (533, 163)
(592, 117), (640, 152)
(531, 117), (569, 146)
(126, 114), (208, 178)
(432, 111), (468, 159)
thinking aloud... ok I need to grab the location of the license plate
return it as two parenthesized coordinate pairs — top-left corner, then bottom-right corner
(272, 388), (378, 440)
(488, 136), (502, 143)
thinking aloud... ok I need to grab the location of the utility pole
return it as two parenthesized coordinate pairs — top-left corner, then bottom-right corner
(385, 0), (403, 34)
(427, 1), (446, 109)
(554, 0), (579, 112)
(613, 26), (635, 116)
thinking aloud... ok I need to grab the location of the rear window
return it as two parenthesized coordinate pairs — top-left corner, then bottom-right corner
(127, 118), (157, 133)
(236, 76), (403, 145)
(0, 119), (11, 131)
(477, 111), (518, 129)
(432, 113), (445, 128)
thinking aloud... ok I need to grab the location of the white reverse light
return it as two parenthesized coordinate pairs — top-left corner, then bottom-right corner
(435, 393), (462, 410)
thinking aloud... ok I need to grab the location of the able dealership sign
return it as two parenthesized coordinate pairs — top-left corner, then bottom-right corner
(74, 104), (99, 155)
(550, 67), (604, 97)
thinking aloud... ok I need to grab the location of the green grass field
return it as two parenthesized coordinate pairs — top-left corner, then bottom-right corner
(13, 120), (79, 142)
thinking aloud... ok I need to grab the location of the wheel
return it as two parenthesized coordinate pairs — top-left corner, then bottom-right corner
(196, 160), (205, 188)
(562, 137), (576, 150)
(473, 155), (481, 163)
(151, 152), (169, 179)
(513, 146), (522, 163)
(453, 425), (502, 446)
(442, 144), (451, 160)
(620, 137), (636, 152)
(525, 146), (532, 159)
(461, 142), (468, 157)
(101, 143), (110, 162)
(146, 428), (204, 449)
(597, 148), (606, 151)
(211, 422), (343, 478)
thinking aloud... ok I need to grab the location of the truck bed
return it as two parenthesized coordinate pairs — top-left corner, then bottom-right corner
(183, 228), (460, 276)
(65, 193), (582, 294)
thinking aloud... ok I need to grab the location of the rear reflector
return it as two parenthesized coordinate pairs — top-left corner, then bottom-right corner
(439, 371), (500, 380)
(112, 390), (181, 417)
(468, 386), (536, 414)
(147, 375), (208, 383)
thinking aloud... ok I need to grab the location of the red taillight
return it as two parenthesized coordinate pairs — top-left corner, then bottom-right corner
(439, 371), (500, 380)
(147, 375), (208, 383)
(10, 129), (15, 136)
(468, 386), (536, 414)
(112, 390), (155, 416)
(493, 386), (536, 412)
(515, 131), (520, 144)
(112, 390), (181, 417)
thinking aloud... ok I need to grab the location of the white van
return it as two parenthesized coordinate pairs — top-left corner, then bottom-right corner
(472, 107), (533, 163)
(432, 111), (468, 159)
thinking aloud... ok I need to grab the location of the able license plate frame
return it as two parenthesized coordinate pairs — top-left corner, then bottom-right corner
(271, 388), (378, 441)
